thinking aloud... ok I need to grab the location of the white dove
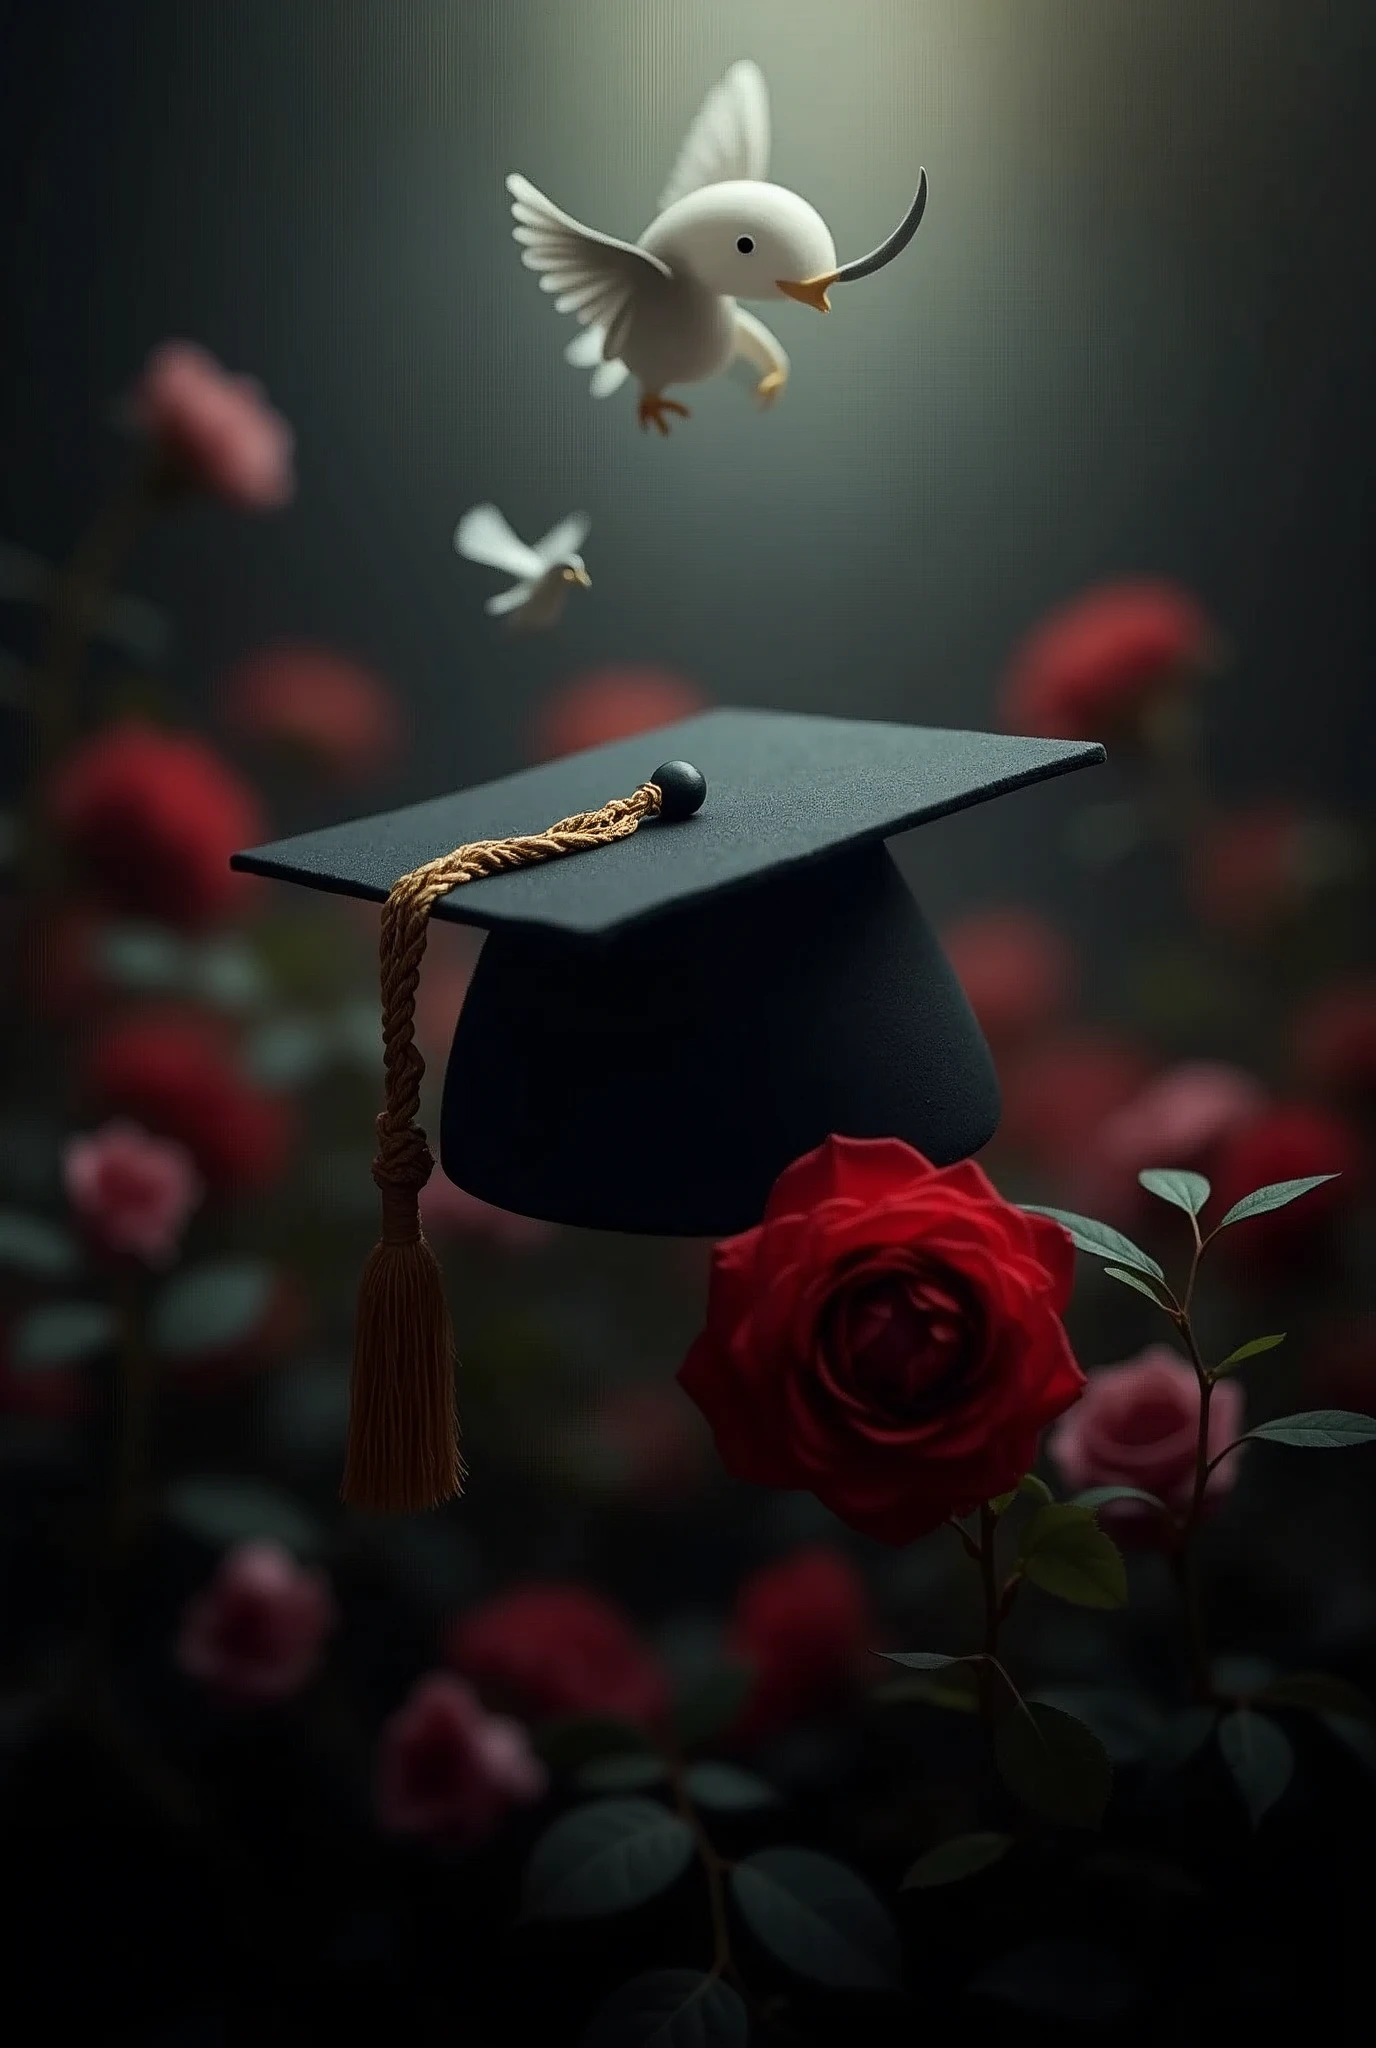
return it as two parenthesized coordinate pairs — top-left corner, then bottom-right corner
(452, 502), (591, 632)
(506, 58), (927, 435)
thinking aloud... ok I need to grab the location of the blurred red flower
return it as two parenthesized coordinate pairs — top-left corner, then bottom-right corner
(1189, 803), (1359, 936)
(1000, 1029), (1156, 1173)
(1293, 977), (1376, 1105)
(529, 665), (708, 762)
(941, 908), (1077, 1052)
(586, 1384), (712, 1504)
(679, 1136), (1085, 1545)
(419, 1173), (557, 1252)
(1209, 1104), (1366, 1264)
(218, 641), (406, 785)
(0, 1331), (91, 1421)
(26, 906), (107, 1021)
(445, 1583), (671, 1728)
(85, 1009), (296, 1191)
(1098, 1062), (1269, 1176)
(131, 340), (295, 510)
(374, 1674), (546, 1842)
(997, 579), (1218, 742)
(728, 1548), (876, 1742)
(1048, 1346), (1245, 1547)
(63, 1119), (204, 1265)
(50, 722), (265, 931)
(175, 1541), (335, 1704)
(1305, 1318), (1376, 1416)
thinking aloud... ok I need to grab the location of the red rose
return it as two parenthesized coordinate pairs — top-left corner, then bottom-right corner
(1293, 977), (1376, 1104)
(529, 666), (708, 762)
(1188, 804), (1359, 937)
(374, 1675), (546, 1842)
(940, 908), (1077, 1053)
(1048, 1346), (1245, 1548)
(678, 1136), (1085, 1544)
(50, 722), (266, 931)
(175, 1541), (335, 1705)
(1209, 1104), (1366, 1266)
(85, 1009), (296, 1191)
(997, 579), (1218, 743)
(218, 641), (406, 785)
(445, 1583), (671, 1727)
(728, 1547), (876, 1742)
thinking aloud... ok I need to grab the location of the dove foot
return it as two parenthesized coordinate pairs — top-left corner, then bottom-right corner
(637, 392), (690, 436)
(754, 369), (787, 409)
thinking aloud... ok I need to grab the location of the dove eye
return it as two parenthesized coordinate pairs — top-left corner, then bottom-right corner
(736, 235), (755, 254)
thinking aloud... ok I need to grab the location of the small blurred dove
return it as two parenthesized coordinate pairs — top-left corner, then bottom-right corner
(506, 58), (927, 434)
(453, 503), (591, 632)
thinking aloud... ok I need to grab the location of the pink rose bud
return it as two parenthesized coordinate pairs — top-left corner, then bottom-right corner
(175, 1541), (336, 1704)
(130, 339), (295, 510)
(63, 1118), (205, 1266)
(1048, 1345), (1246, 1546)
(374, 1674), (547, 1842)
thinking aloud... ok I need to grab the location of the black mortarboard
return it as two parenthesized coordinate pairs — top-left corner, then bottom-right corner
(232, 708), (1103, 1511)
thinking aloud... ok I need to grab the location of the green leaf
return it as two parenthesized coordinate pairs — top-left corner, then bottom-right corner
(1215, 1174), (1338, 1231)
(988, 1471), (1052, 1514)
(242, 1016), (330, 1087)
(994, 1702), (1112, 1828)
(1214, 1333), (1286, 1374)
(670, 1660), (753, 1751)
(534, 1716), (655, 1772)
(1138, 1168), (1211, 1216)
(684, 1762), (779, 1812)
(901, 1831), (1012, 1889)
(1217, 1710), (1293, 1827)
(12, 1301), (116, 1369)
(578, 1970), (748, 2048)
(1017, 1505), (1128, 1609)
(877, 1650), (961, 1672)
(95, 924), (186, 992)
(1070, 1484), (1170, 1518)
(873, 1663), (981, 1713)
(1020, 1205), (1165, 1282)
(164, 1477), (323, 1556)
(1102, 1264), (1172, 1308)
(1320, 1712), (1376, 1779)
(1258, 1672), (1375, 1721)
(575, 1754), (669, 1796)
(1246, 1410), (1376, 1449)
(730, 1847), (902, 1991)
(149, 1261), (275, 1359)
(0, 1210), (79, 1280)
(969, 1940), (1140, 2025)
(522, 1799), (694, 1921)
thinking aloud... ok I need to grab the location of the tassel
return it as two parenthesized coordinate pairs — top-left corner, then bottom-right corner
(340, 776), (668, 1513)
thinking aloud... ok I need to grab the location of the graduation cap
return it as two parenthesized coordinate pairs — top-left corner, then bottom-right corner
(233, 708), (1103, 1512)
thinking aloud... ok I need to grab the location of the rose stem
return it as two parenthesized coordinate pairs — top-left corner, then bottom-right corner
(976, 1501), (1001, 1728)
(1169, 1226), (1218, 1704)
(666, 1757), (735, 1989)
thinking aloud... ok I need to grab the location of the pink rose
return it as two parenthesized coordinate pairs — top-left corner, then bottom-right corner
(63, 1118), (204, 1265)
(374, 1674), (547, 1842)
(529, 666), (708, 762)
(175, 1541), (336, 1704)
(218, 641), (405, 785)
(131, 340), (295, 510)
(1048, 1346), (1245, 1545)
(1097, 1063), (1269, 1174)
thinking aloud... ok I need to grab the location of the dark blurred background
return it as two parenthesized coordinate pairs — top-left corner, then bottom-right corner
(1, 4), (1374, 2043)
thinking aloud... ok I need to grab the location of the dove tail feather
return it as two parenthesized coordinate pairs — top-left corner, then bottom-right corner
(590, 360), (629, 399)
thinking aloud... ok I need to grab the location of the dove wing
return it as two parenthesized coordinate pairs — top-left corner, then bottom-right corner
(507, 174), (671, 354)
(453, 503), (544, 580)
(485, 581), (535, 617)
(532, 512), (590, 566)
(656, 60), (771, 215)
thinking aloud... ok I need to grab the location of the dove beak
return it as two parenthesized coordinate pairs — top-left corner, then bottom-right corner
(776, 273), (836, 313)
(562, 564), (592, 588)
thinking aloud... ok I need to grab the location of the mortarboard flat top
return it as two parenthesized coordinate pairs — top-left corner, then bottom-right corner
(231, 708), (1105, 936)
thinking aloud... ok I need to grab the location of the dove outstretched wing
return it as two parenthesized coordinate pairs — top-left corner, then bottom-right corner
(507, 174), (671, 360)
(656, 59), (771, 216)
(453, 503), (544, 580)
(532, 512), (590, 567)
